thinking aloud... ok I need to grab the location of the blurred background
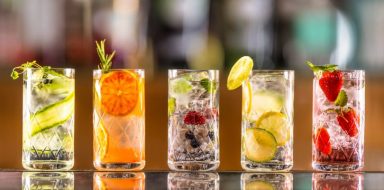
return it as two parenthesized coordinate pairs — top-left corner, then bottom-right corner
(1, 0), (384, 171)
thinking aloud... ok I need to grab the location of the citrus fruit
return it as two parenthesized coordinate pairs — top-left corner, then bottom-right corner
(170, 77), (192, 95)
(247, 90), (284, 121)
(242, 80), (253, 115)
(244, 128), (277, 162)
(227, 56), (253, 90)
(255, 112), (289, 146)
(245, 181), (275, 190)
(168, 97), (176, 116)
(96, 122), (108, 160)
(100, 70), (138, 116)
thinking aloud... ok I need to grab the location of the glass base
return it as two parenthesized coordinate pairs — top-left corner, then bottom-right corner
(168, 161), (219, 171)
(312, 162), (363, 172)
(23, 160), (73, 170)
(241, 161), (292, 172)
(94, 161), (145, 171)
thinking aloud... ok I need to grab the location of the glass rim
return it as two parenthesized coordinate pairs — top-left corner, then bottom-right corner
(168, 69), (220, 72)
(334, 70), (365, 73)
(251, 69), (294, 72)
(93, 68), (144, 71)
(25, 68), (75, 71)
(313, 70), (365, 80)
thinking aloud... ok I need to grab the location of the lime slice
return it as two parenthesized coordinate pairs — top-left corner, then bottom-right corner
(247, 90), (284, 121)
(244, 128), (277, 162)
(255, 112), (289, 146)
(29, 93), (74, 136)
(245, 181), (275, 190)
(227, 56), (253, 90)
(96, 121), (108, 160)
(170, 78), (192, 95)
(168, 97), (176, 116)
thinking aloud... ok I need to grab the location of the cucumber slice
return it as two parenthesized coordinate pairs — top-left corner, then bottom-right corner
(34, 76), (74, 96)
(245, 181), (275, 190)
(244, 128), (277, 163)
(255, 112), (289, 146)
(29, 93), (74, 136)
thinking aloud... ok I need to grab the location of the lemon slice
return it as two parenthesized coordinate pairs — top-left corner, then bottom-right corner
(242, 80), (253, 115)
(168, 97), (176, 116)
(227, 56), (253, 90)
(255, 112), (289, 146)
(245, 181), (275, 190)
(96, 122), (108, 160)
(247, 90), (284, 122)
(244, 128), (277, 162)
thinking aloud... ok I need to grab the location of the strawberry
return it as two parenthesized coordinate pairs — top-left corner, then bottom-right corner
(307, 62), (343, 102)
(319, 71), (343, 102)
(314, 127), (332, 155)
(337, 108), (359, 137)
(184, 111), (206, 125)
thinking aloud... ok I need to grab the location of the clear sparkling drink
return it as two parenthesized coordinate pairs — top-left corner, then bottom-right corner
(93, 69), (145, 171)
(241, 70), (294, 171)
(241, 173), (293, 190)
(312, 70), (365, 171)
(168, 70), (220, 171)
(22, 68), (75, 170)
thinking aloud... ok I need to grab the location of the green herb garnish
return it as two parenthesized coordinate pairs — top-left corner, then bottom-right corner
(200, 78), (217, 93)
(96, 39), (115, 73)
(306, 61), (337, 75)
(11, 60), (51, 80)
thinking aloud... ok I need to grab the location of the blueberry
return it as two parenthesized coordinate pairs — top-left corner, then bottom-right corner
(208, 131), (214, 141)
(185, 130), (195, 140)
(190, 138), (200, 148)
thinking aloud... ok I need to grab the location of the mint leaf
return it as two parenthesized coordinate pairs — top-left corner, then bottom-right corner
(335, 90), (348, 107)
(200, 78), (217, 93)
(306, 61), (338, 75)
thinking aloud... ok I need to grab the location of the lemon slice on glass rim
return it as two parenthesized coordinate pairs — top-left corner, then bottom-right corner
(227, 56), (253, 90)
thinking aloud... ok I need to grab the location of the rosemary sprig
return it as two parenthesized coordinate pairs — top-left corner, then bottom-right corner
(96, 39), (115, 73)
(11, 60), (51, 80)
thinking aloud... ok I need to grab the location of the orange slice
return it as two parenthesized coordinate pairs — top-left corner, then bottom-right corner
(100, 71), (138, 116)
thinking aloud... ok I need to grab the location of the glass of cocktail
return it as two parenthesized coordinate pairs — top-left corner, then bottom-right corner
(93, 69), (145, 171)
(168, 69), (220, 171)
(227, 56), (294, 171)
(15, 62), (75, 170)
(241, 70), (294, 171)
(309, 62), (365, 171)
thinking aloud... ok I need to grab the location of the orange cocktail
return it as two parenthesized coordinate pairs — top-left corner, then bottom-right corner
(93, 69), (145, 171)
